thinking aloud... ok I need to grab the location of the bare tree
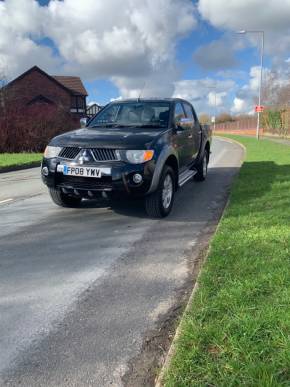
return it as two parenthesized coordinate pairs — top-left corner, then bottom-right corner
(216, 112), (235, 123)
(262, 70), (290, 107)
(199, 113), (211, 125)
(260, 69), (290, 136)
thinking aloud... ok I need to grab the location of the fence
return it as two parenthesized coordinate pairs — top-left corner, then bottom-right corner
(213, 117), (259, 136)
(213, 108), (290, 138)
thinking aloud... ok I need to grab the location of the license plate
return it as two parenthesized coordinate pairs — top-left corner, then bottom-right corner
(57, 165), (110, 178)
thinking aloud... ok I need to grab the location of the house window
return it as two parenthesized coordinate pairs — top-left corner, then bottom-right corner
(71, 96), (85, 113)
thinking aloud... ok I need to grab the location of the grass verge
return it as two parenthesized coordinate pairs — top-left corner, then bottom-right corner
(164, 135), (290, 386)
(0, 153), (42, 169)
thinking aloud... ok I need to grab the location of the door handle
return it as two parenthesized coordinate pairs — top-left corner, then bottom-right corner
(188, 134), (193, 138)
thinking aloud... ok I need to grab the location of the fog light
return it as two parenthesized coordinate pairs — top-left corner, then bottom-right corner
(133, 173), (143, 184)
(42, 167), (49, 176)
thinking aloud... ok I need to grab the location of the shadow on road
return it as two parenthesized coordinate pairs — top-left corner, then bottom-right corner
(78, 166), (241, 221)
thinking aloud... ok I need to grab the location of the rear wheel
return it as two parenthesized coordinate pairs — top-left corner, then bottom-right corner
(49, 188), (82, 208)
(194, 149), (208, 182)
(145, 165), (175, 218)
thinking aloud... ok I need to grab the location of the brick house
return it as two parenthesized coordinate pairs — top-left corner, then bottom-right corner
(0, 66), (88, 152)
(5, 65), (88, 122)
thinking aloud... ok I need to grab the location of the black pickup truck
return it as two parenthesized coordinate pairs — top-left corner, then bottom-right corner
(41, 98), (212, 217)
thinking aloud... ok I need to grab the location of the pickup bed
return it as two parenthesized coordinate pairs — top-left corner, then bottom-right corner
(41, 98), (212, 217)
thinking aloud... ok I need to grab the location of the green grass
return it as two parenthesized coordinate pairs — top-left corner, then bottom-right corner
(164, 135), (290, 386)
(0, 153), (42, 169)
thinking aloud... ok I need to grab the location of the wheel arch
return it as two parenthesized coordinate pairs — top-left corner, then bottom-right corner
(165, 155), (178, 190)
(205, 141), (210, 160)
(196, 139), (210, 166)
(147, 146), (179, 194)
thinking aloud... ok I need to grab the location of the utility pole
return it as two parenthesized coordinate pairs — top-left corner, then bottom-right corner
(236, 30), (264, 139)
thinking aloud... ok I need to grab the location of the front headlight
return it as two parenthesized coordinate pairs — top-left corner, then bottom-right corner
(125, 150), (154, 164)
(44, 146), (62, 159)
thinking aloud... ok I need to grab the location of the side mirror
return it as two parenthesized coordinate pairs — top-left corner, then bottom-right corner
(80, 117), (88, 128)
(174, 117), (188, 132)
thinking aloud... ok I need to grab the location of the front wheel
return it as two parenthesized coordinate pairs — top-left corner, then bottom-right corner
(145, 165), (175, 218)
(194, 149), (209, 182)
(49, 188), (82, 208)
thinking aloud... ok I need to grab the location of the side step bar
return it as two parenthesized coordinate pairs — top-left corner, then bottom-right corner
(178, 169), (197, 187)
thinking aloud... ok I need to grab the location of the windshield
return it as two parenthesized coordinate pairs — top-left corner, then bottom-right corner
(89, 101), (170, 128)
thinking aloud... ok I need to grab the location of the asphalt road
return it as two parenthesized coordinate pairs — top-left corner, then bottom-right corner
(0, 137), (244, 386)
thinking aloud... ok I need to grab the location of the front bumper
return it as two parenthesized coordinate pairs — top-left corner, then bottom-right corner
(41, 157), (155, 197)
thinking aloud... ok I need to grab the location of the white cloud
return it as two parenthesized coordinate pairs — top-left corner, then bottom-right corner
(249, 66), (262, 92)
(238, 66), (271, 98)
(231, 97), (247, 114)
(0, 0), (43, 35)
(195, 0), (290, 113)
(198, 0), (290, 59)
(173, 78), (236, 114)
(228, 66), (273, 114)
(113, 63), (179, 98)
(110, 96), (123, 102)
(208, 91), (227, 107)
(0, 0), (61, 78)
(44, 0), (197, 95)
(0, 0), (197, 99)
(198, 0), (290, 32)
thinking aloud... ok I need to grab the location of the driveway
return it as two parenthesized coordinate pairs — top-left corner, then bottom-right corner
(0, 137), (244, 386)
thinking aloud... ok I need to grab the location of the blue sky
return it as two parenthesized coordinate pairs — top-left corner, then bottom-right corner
(1, 0), (289, 115)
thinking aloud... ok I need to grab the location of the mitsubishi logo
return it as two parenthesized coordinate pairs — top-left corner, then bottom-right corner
(78, 149), (94, 164)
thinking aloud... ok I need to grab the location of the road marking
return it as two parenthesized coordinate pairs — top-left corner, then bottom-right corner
(0, 198), (13, 205)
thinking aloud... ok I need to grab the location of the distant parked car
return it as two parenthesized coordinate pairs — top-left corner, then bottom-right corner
(41, 98), (212, 217)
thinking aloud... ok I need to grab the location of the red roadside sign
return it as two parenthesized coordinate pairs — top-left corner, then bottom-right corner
(255, 105), (264, 112)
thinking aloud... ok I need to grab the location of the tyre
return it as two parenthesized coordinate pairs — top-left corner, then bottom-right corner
(194, 149), (209, 182)
(49, 187), (82, 208)
(145, 165), (175, 218)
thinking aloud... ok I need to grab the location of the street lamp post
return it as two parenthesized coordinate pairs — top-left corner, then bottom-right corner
(236, 30), (264, 140)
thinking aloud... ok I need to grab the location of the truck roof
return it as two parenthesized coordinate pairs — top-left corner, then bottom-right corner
(110, 98), (189, 104)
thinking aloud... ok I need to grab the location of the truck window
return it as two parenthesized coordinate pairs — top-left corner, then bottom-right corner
(174, 103), (185, 122)
(183, 103), (196, 124)
(89, 102), (170, 128)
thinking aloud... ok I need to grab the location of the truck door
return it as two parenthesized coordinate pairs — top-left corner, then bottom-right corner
(183, 102), (201, 162)
(172, 102), (193, 170)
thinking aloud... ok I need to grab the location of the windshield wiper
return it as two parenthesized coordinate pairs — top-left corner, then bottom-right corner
(90, 123), (166, 129)
(90, 123), (136, 128)
(134, 124), (166, 128)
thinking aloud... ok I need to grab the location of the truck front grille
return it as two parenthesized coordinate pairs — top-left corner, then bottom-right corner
(59, 147), (80, 159)
(91, 148), (118, 161)
(58, 147), (118, 161)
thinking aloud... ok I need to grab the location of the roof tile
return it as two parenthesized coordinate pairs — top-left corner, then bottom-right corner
(52, 76), (88, 96)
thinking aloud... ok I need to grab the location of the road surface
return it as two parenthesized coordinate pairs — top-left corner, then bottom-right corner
(0, 137), (244, 386)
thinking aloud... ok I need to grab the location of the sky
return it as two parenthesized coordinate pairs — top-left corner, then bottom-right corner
(1, 0), (290, 116)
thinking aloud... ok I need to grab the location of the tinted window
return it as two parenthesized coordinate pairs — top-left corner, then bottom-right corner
(89, 102), (170, 128)
(174, 103), (185, 121)
(94, 104), (119, 124)
(183, 103), (194, 120)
